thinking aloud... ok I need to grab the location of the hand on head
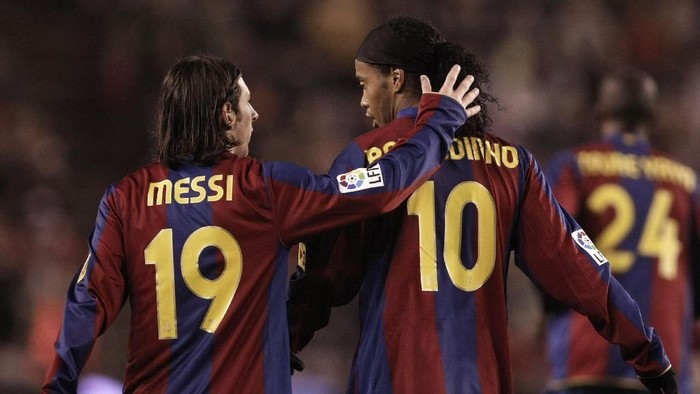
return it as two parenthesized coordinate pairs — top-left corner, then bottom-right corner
(421, 64), (481, 118)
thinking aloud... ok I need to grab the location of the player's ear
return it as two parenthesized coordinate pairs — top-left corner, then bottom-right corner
(391, 68), (405, 92)
(222, 102), (237, 128)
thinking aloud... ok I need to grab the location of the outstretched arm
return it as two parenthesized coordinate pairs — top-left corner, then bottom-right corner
(269, 65), (480, 244)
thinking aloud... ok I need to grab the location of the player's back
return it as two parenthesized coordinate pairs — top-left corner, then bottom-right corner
(289, 110), (670, 394)
(348, 127), (554, 393)
(544, 133), (698, 392)
(46, 89), (474, 394)
(107, 156), (292, 392)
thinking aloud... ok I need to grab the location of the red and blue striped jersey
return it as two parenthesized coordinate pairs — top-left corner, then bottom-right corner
(42, 94), (466, 393)
(544, 133), (700, 392)
(289, 108), (672, 394)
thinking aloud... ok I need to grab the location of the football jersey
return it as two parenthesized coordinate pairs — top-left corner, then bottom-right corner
(42, 94), (466, 393)
(289, 108), (672, 394)
(544, 133), (700, 392)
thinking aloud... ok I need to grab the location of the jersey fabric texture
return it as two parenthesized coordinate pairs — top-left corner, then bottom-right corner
(287, 108), (673, 394)
(544, 133), (700, 393)
(42, 94), (466, 393)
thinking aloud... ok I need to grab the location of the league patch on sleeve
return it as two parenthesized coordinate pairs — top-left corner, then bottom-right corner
(571, 229), (608, 265)
(337, 163), (384, 193)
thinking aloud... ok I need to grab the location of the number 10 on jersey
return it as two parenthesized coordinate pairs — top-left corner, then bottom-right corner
(408, 181), (497, 292)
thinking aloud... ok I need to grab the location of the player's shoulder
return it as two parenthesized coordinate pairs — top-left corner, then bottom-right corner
(97, 161), (168, 208)
(113, 157), (254, 194)
(557, 139), (611, 156)
(482, 132), (523, 148)
(355, 116), (415, 149)
(480, 132), (532, 161)
(119, 161), (169, 188)
(648, 145), (695, 171)
(545, 138), (607, 168)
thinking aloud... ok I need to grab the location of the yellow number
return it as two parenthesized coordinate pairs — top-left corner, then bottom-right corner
(586, 185), (680, 279)
(586, 184), (635, 273)
(637, 190), (681, 279)
(182, 227), (242, 333)
(408, 181), (496, 292)
(145, 229), (177, 339)
(145, 226), (243, 340)
(445, 182), (497, 291)
(408, 181), (438, 291)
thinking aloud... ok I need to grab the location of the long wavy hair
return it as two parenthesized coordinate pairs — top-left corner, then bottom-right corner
(153, 54), (242, 166)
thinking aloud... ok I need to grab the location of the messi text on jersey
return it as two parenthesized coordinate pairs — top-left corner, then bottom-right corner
(147, 174), (234, 206)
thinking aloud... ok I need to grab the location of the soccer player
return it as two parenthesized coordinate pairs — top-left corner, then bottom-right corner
(287, 17), (678, 393)
(41, 54), (481, 393)
(542, 68), (699, 393)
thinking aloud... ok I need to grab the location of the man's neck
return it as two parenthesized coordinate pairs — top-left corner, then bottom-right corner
(393, 94), (421, 118)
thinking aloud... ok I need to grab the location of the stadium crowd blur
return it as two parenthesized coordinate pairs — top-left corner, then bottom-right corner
(1, 1), (700, 392)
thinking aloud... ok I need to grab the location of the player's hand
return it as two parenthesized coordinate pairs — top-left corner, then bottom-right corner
(420, 64), (481, 118)
(290, 352), (305, 375)
(638, 367), (677, 393)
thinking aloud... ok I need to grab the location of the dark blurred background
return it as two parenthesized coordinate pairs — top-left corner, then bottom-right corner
(1, 0), (699, 392)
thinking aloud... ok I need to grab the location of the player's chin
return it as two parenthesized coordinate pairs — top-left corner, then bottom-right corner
(372, 119), (380, 128)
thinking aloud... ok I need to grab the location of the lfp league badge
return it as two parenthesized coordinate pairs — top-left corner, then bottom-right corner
(337, 164), (384, 193)
(571, 229), (608, 265)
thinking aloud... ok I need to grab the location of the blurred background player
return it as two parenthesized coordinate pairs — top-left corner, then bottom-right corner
(41, 54), (479, 392)
(287, 16), (677, 394)
(542, 68), (700, 393)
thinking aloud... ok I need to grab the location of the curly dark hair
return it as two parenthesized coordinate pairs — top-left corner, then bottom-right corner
(373, 16), (498, 138)
(153, 54), (242, 166)
(430, 41), (497, 138)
